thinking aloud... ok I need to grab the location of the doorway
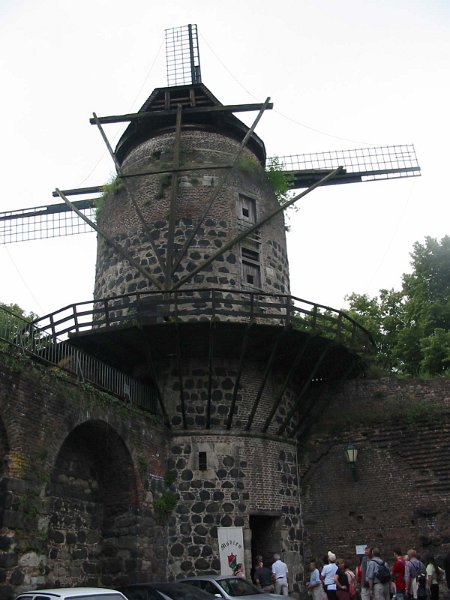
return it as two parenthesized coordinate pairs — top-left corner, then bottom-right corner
(250, 513), (283, 569)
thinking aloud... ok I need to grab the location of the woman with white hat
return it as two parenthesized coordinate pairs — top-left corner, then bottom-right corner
(321, 552), (338, 600)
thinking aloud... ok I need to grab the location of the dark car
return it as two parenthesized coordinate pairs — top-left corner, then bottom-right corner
(119, 583), (214, 600)
(179, 576), (294, 600)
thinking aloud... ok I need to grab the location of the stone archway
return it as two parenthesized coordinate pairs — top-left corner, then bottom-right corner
(47, 419), (138, 587)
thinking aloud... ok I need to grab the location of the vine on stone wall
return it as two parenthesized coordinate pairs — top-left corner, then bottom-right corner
(153, 470), (177, 524)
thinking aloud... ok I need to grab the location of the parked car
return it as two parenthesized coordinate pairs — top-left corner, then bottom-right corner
(178, 576), (294, 600)
(16, 588), (128, 600)
(119, 582), (214, 600)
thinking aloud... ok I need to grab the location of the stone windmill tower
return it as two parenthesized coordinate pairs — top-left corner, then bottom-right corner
(1, 24), (420, 586)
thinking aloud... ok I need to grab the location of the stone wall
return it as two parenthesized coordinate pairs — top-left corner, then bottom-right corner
(0, 351), (168, 598)
(298, 377), (450, 565)
(167, 433), (302, 589)
(94, 131), (289, 299)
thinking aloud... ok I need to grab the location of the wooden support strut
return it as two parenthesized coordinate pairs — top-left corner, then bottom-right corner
(174, 322), (187, 429)
(54, 189), (164, 290)
(245, 330), (285, 432)
(170, 97), (272, 277)
(172, 166), (343, 290)
(91, 112), (167, 278)
(276, 343), (334, 436)
(226, 322), (254, 431)
(165, 104), (183, 289)
(88, 102), (274, 125)
(261, 335), (315, 434)
(139, 330), (171, 429)
(206, 317), (216, 430)
(295, 355), (357, 441)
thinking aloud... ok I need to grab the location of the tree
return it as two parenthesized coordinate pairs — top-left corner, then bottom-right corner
(0, 302), (37, 348)
(345, 236), (450, 376)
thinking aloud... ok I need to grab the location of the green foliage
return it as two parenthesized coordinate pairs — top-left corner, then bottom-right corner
(345, 236), (450, 377)
(164, 469), (176, 487)
(153, 470), (178, 524)
(156, 173), (172, 199)
(138, 456), (149, 480)
(237, 155), (261, 173)
(265, 156), (293, 206)
(0, 302), (38, 349)
(153, 489), (178, 523)
(96, 174), (124, 219)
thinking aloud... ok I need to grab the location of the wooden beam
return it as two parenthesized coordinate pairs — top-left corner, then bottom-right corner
(140, 332), (171, 429)
(89, 102), (274, 125)
(206, 318), (215, 430)
(174, 323), (187, 429)
(91, 112), (167, 277)
(245, 330), (284, 432)
(121, 163), (233, 178)
(172, 166), (343, 290)
(227, 323), (253, 430)
(52, 186), (102, 197)
(276, 344), (332, 436)
(261, 335), (313, 434)
(165, 104), (182, 289)
(54, 188), (164, 290)
(171, 97), (272, 277)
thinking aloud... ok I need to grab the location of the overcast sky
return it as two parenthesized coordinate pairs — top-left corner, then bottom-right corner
(1, 0), (449, 317)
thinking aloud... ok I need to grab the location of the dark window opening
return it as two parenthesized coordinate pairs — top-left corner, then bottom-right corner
(199, 452), (207, 471)
(242, 247), (259, 262)
(238, 195), (256, 223)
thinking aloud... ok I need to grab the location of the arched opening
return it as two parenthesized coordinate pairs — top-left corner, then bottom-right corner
(47, 420), (138, 586)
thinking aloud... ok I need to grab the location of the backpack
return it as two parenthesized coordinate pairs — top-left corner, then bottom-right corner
(375, 560), (391, 584)
(416, 572), (427, 599)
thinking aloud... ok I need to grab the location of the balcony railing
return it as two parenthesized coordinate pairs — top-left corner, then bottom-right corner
(0, 305), (158, 413)
(31, 289), (375, 353)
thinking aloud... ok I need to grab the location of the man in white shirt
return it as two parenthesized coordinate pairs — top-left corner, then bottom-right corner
(272, 553), (289, 596)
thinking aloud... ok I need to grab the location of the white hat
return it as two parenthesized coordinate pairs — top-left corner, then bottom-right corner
(328, 551), (336, 562)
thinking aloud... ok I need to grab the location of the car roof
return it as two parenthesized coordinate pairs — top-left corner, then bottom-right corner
(17, 589), (126, 600)
(180, 577), (235, 582)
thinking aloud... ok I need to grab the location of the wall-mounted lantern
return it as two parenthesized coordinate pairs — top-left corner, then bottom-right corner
(344, 443), (358, 480)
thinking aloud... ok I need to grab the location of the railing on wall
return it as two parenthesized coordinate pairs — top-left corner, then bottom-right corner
(0, 305), (158, 413)
(31, 289), (375, 353)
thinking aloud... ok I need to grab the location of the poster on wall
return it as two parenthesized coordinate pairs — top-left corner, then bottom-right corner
(218, 527), (245, 576)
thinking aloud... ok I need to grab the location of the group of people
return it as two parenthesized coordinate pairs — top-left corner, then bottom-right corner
(307, 547), (450, 600)
(248, 553), (290, 595)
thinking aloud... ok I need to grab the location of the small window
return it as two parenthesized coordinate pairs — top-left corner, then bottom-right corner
(198, 452), (207, 471)
(242, 247), (259, 262)
(238, 195), (256, 223)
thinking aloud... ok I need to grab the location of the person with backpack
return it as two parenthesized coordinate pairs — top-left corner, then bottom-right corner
(405, 549), (425, 600)
(367, 548), (391, 600)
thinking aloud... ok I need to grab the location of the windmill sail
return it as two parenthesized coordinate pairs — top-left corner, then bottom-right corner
(280, 144), (420, 189)
(0, 198), (97, 244)
(0, 144), (420, 244)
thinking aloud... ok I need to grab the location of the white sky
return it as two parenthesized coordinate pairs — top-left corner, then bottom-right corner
(1, 0), (449, 317)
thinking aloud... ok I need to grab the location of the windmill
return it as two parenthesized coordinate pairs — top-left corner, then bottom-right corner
(0, 23), (422, 582)
(0, 23), (420, 247)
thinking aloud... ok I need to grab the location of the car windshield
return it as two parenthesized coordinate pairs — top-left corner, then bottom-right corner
(217, 580), (262, 597)
(154, 584), (213, 600)
(68, 595), (126, 600)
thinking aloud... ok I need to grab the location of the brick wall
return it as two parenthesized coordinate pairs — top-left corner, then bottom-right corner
(0, 351), (168, 598)
(299, 377), (450, 565)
